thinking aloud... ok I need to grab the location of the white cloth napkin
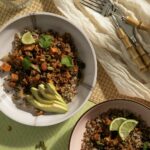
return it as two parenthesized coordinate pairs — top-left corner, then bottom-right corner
(54, 0), (150, 101)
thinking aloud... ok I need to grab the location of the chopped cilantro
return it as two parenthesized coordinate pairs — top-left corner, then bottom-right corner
(39, 34), (53, 49)
(22, 57), (31, 70)
(61, 55), (73, 67)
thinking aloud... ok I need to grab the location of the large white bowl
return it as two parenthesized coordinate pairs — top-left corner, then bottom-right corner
(0, 12), (97, 126)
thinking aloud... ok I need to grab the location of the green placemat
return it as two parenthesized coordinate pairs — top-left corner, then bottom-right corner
(0, 101), (94, 150)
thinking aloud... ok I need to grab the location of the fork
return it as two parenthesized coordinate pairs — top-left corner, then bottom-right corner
(80, 0), (150, 71)
(81, 0), (150, 31)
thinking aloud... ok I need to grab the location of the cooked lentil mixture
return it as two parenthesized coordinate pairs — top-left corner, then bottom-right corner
(81, 109), (150, 150)
(0, 29), (85, 103)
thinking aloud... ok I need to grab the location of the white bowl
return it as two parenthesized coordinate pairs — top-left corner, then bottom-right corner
(0, 12), (97, 126)
(69, 99), (150, 150)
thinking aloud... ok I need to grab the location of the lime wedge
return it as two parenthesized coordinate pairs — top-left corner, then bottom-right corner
(109, 117), (127, 131)
(21, 31), (35, 45)
(119, 119), (138, 140)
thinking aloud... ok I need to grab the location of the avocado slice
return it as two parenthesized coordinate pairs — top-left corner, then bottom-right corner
(38, 84), (65, 103)
(26, 95), (68, 113)
(46, 83), (58, 95)
(31, 87), (67, 107)
(46, 83), (66, 102)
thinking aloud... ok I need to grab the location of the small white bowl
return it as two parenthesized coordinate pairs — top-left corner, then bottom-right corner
(0, 12), (97, 126)
(69, 99), (150, 150)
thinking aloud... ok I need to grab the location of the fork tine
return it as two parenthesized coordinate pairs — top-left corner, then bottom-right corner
(82, 0), (102, 9)
(89, 0), (102, 5)
(80, 0), (102, 13)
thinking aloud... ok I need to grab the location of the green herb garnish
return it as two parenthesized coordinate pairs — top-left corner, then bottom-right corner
(61, 55), (74, 67)
(143, 142), (150, 150)
(22, 57), (32, 70)
(39, 34), (53, 49)
(22, 58), (41, 72)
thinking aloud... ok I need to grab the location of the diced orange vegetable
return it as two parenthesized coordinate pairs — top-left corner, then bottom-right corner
(48, 79), (53, 84)
(23, 44), (35, 51)
(93, 133), (100, 141)
(41, 62), (47, 71)
(73, 65), (78, 72)
(36, 110), (44, 116)
(0, 63), (11, 72)
(51, 47), (58, 53)
(11, 73), (19, 81)
(65, 71), (71, 79)
(17, 56), (23, 61)
(112, 138), (119, 145)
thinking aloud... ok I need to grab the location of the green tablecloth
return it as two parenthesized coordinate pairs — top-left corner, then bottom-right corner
(0, 101), (94, 150)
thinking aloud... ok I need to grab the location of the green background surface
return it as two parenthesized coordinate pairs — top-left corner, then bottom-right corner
(0, 101), (94, 150)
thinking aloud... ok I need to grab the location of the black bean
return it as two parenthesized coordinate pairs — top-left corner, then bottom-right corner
(110, 131), (118, 139)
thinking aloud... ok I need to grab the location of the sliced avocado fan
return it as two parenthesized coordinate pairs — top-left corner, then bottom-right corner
(31, 87), (67, 107)
(26, 83), (68, 114)
(26, 95), (68, 113)
(46, 83), (58, 95)
(38, 84), (65, 103)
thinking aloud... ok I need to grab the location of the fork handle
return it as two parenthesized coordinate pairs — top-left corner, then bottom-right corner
(116, 27), (147, 71)
(124, 16), (150, 31)
(135, 43), (150, 67)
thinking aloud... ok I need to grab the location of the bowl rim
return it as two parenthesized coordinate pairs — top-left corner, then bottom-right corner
(68, 99), (150, 150)
(0, 12), (97, 126)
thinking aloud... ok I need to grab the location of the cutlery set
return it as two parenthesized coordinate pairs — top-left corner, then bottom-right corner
(80, 0), (150, 71)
